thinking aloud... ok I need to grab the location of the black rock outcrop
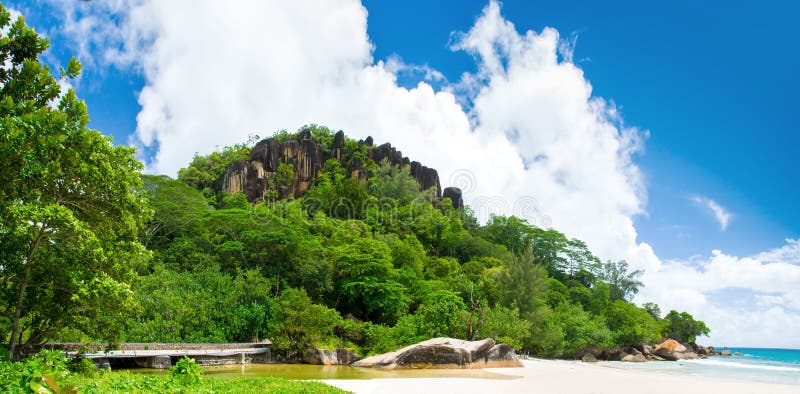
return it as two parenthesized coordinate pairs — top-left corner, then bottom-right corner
(442, 187), (463, 209)
(222, 129), (452, 203)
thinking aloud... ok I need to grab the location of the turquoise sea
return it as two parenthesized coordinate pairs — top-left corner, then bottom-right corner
(606, 348), (800, 385)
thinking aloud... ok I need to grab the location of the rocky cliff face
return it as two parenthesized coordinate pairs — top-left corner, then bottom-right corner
(222, 128), (460, 207)
(223, 129), (323, 201)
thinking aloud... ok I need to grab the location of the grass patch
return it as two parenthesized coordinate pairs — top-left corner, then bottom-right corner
(62, 371), (350, 393)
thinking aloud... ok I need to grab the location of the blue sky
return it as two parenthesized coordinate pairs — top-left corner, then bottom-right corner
(17, 0), (797, 260)
(363, 0), (800, 260)
(11, 0), (800, 346)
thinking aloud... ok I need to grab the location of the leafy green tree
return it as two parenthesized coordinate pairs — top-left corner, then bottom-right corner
(368, 160), (420, 203)
(275, 162), (295, 187)
(499, 251), (549, 323)
(664, 310), (710, 344)
(473, 305), (531, 350)
(603, 300), (661, 346)
(140, 175), (212, 250)
(642, 302), (662, 319)
(125, 266), (271, 342)
(599, 260), (643, 301)
(0, 8), (150, 358)
(333, 238), (410, 323)
(542, 303), (612, 356)
(266, 288), (341, 356)
(413, 290), (466, 338)
(483, 215), (535, 254)
(177, 143), (251, 204)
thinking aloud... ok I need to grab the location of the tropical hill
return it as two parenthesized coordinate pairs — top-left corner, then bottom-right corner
(0, 4), (706, 360)
(129, 125), (708, 358)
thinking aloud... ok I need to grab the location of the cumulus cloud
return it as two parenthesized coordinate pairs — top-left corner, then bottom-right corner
(45, 0), (654, 271)
(692, 195), (733, 230)
(638, 239), (800, 347)
(384, 55), (447, 84)
(44, 0), (800, 347)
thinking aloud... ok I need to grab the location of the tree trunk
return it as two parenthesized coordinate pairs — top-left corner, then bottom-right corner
(8, 225), (44, 360)
(8, 261), (32, 360)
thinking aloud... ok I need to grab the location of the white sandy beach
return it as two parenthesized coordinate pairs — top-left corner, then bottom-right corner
(322, 359), (799, 394)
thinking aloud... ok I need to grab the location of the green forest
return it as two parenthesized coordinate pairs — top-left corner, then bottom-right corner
(0, 3), (709, 365)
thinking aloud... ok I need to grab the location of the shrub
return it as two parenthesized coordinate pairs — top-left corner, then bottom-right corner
(69, 356), (98, 377)
(169, 356), (203, 386)
(1, 350), (70, 394)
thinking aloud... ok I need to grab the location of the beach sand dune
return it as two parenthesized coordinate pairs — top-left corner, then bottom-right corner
(322, 359), (798, 394)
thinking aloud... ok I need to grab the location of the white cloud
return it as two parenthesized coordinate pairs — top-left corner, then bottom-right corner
(691, 195), (732, 230)
(384, 55), (447, 84)
(754, 238), (800, 265)
(638, 239), (800, 347)
(47, 0), (654, 272)
(45, 0), (800, 348)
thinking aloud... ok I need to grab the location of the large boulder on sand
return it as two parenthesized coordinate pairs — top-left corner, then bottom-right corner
(654, 339), (698, 361)
(581, 353), (598, 362)
(621, 353), (647, 362)
(352, 338), (523, 369)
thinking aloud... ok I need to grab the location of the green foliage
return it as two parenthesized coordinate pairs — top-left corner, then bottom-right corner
(140, 175), (211, 251)
(642, 302), (662, 319)
(177, 143), (250, 205)
(169, 356), (202, 386)
(62, 372), (346, 394)
(333, 238), (410, 324)
(368, 160), (420, 203)
(410, 290), (466, 339)
(68, 356), (97, 377)
(484, 216), (601, 278)
(266, 288), (341, 355)
(0, 8), (150, 356)
(222, 191), (249, 210)
(124, 266), (272, 342)
(664, 310), (710, 344)
(306, 159), (371, 219)
(604, 300), (662, 347)
(599, 260), (644, 301)
(0, 349), (69, 393)
(275, 162), (295, 189)
(541, 303), (612, 356)
(475, 306), (531, 349)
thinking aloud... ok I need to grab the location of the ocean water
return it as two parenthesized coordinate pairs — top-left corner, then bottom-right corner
(605, 348), (800, 385)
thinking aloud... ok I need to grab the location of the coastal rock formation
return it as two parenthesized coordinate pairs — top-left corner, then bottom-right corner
(621, 353), (647, 362)
(581, 353), (598, 362)
(352, 337), (522, 369)
(692, 344), (720, 357)
(303, 348), (359, 365)
(641, 345), (653, 356)
(222, 129), (450, 202)
(653, 339), (698, 361)
(720, 349), (731, 356)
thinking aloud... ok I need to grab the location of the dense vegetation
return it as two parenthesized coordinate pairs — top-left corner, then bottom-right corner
(0, 0), (710, 375)
(126, 122), (710, 357)
(0, 349), (344, 393)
